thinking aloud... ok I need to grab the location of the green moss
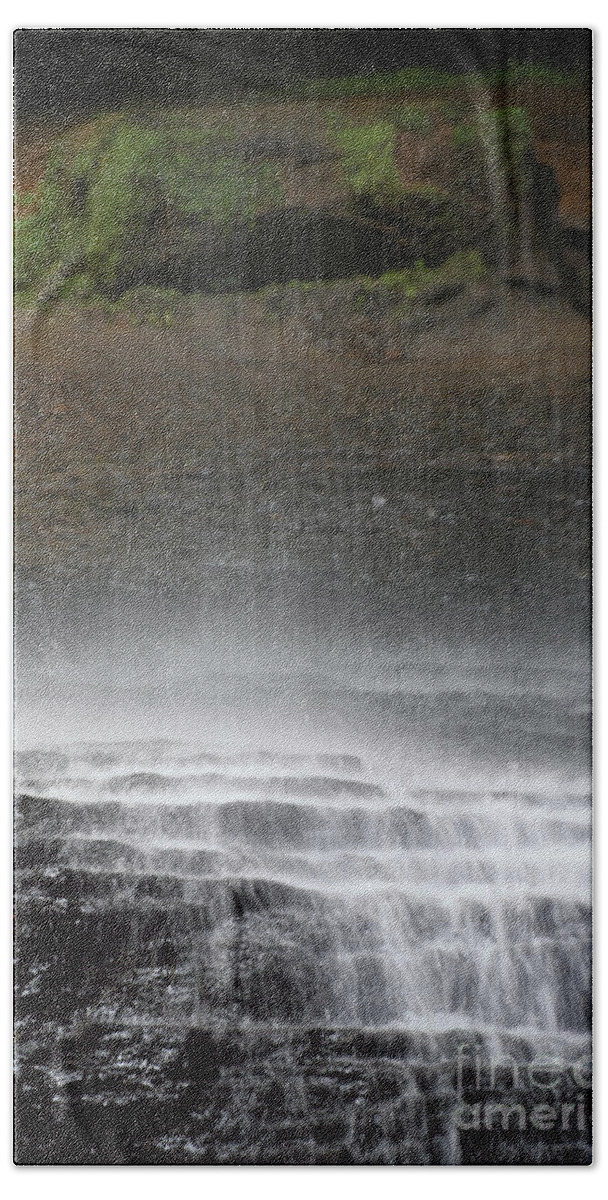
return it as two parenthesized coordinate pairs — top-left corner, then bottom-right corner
(17, 249), (489, 318)
(15, 113), (283, 295)
(354, 249), (487, 302)
(101, 286), (189, 326)
(13, 286), (38, 309)
(453, 106), (531, 147)
(259, 250), (487, 313)
(333, 121), (402, 206)
(15, 172), (81, 287)
(394, 104), (434, 135)
(59, 271), (96, 300)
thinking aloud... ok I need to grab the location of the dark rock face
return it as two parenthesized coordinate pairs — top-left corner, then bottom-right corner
(112, 151), (577, 304)
(115, 209), (412, 296)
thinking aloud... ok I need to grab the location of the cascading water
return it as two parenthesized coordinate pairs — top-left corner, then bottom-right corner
(14, 658), (591, 1164)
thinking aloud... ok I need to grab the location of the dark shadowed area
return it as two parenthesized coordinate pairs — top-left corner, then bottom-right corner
(15, 28), (591, 118)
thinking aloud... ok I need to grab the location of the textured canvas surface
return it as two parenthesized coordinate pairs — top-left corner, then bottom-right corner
(13, 29), (592, 1165)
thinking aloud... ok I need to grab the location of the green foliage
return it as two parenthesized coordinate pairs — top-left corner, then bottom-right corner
(353, 248), (487, 303)
(100, 286), (189, 326)
(401, 182), (446, 200)
(333, 122), (402, 206)
(331, 104), (531, 215)
(453, 107), (531, 154)
(394, 104), (434, 135)
(492, 106), (531, 142)
(15, 113), (283, 294)
(15, 169), (81, 288)
(260, 249), (487, 312)
(15, 115), (123, 288)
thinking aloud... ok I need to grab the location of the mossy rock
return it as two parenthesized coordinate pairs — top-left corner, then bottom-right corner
(260, 250), (488, 320)
(15, 112), (283, 297)
(15, 99), (555, 304)
(326, 105), (535, 264)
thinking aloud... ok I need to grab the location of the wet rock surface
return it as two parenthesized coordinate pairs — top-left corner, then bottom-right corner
(14, 732), (591, 1164)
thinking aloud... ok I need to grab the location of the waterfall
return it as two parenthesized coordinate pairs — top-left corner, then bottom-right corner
(14, 669), (591, 1163)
